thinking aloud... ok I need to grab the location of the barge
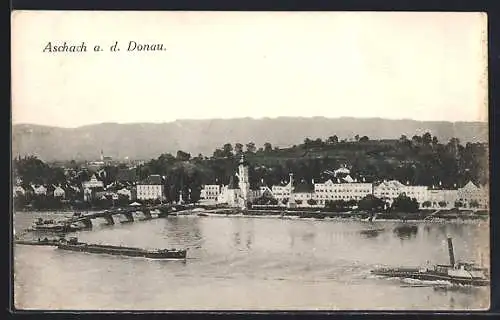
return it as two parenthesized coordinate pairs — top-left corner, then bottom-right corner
(30, 218), (81, 233)
(15, 237), (64, 246)
(57, 237), (187, 260)
(371, 237), (489, 286)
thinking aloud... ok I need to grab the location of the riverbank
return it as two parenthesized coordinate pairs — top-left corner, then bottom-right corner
(202, 207), (488, 220)
(14, 206), (488, 221)
(204, 214), (487, 225)
(197, 212), (487, 225)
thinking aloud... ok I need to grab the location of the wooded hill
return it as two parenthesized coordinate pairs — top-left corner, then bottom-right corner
(12, 117), (488, 161)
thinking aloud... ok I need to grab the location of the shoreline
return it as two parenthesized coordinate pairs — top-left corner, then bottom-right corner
(199, 212), (488, 224)
(14, 207), (489, 224)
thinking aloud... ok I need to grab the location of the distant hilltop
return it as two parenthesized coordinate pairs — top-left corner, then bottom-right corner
(12, 117), (488, 162)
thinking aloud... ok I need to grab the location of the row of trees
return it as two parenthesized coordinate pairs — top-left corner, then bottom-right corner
(13, 156), (66, 186)
(212, 142), (279, 158)
(211, 135), (372, 158)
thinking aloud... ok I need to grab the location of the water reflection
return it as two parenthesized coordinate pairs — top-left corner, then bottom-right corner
(290, 233), (296, 248)
(246, 230), (253, 250)
(423, 225), (430, 232)
(393, 225), (418, 240)
(359, 228), (385, 239)
(301, 232), (316, 244)
(432, 286), (486, 310)
(437, 224), (448, 236)
(162, 217), (203, 248)
(445, 224), (466, 238)
(234, 231), (241, 246)
(433, 285), (480, 295)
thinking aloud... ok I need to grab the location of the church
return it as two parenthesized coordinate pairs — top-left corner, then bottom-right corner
(216, 155), (253, 209)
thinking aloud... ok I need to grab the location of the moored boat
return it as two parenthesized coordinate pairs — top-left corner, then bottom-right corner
(57, 237), (187, 260)
(15, 237), (64, 246)
(30, 218), (81, 233)
(371, 237), (489, 286)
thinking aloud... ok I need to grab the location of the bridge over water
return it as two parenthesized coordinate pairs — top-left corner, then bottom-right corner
(63, 204), (188, 228)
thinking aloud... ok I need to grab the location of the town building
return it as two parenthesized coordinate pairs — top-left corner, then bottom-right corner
(425, 189), (458, 209)
(217, 176), (241, 206)
(373, 180), (429, 208)
(13, 186), (25, 198)
(200, 185), (221, 202)
(32, 185), (47, 196)
(401, 185), (429, 205)
(136, 174), (164, 201)
(117, 187), (132, 200)
(249, 189), (263, 200)
(271, 181), (292, 203)
(258, 185), (273, 198)
(457, 181), (489, 209)
(53, 186), (66, 198)
(313, 179), (372, 206)
(373, 180), (405, 203)
(82, 174), (105, 189)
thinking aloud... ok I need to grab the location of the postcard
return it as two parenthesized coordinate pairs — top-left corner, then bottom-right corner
(11, 11), (489, 311)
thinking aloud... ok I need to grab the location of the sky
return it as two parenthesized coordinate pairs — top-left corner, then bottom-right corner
(11, 11), (487, 128)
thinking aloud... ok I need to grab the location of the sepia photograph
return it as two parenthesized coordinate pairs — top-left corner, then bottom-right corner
(11, 11), (489, 311)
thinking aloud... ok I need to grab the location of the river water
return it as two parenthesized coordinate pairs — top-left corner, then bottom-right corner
(13, 211), (490, 311)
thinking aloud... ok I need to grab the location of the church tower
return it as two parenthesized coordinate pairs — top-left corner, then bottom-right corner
(237, 154), (250, 209)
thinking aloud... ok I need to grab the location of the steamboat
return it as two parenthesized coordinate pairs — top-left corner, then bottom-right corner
(57, 237), (187, 260)
(371, 237), (489, 286)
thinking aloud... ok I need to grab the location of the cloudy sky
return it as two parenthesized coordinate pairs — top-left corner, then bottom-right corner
(12, 11), (487, 128)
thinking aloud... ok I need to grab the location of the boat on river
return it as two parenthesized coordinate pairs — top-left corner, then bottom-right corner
(30, 218), (81, 233)
(15, 237), (64, 246)
(371, 237), (489, 286)
(57, 237), (187, 260)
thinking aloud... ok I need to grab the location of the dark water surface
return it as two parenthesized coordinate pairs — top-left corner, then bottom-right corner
(13, 211), (490, 310)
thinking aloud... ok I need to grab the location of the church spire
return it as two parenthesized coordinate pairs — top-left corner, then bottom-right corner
(239, 154), (248, 166)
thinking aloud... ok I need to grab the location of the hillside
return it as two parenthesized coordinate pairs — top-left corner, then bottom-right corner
(12, 117), (488, 161)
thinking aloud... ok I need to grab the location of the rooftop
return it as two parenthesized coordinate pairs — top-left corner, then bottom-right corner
(139, 174), (163, 185)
